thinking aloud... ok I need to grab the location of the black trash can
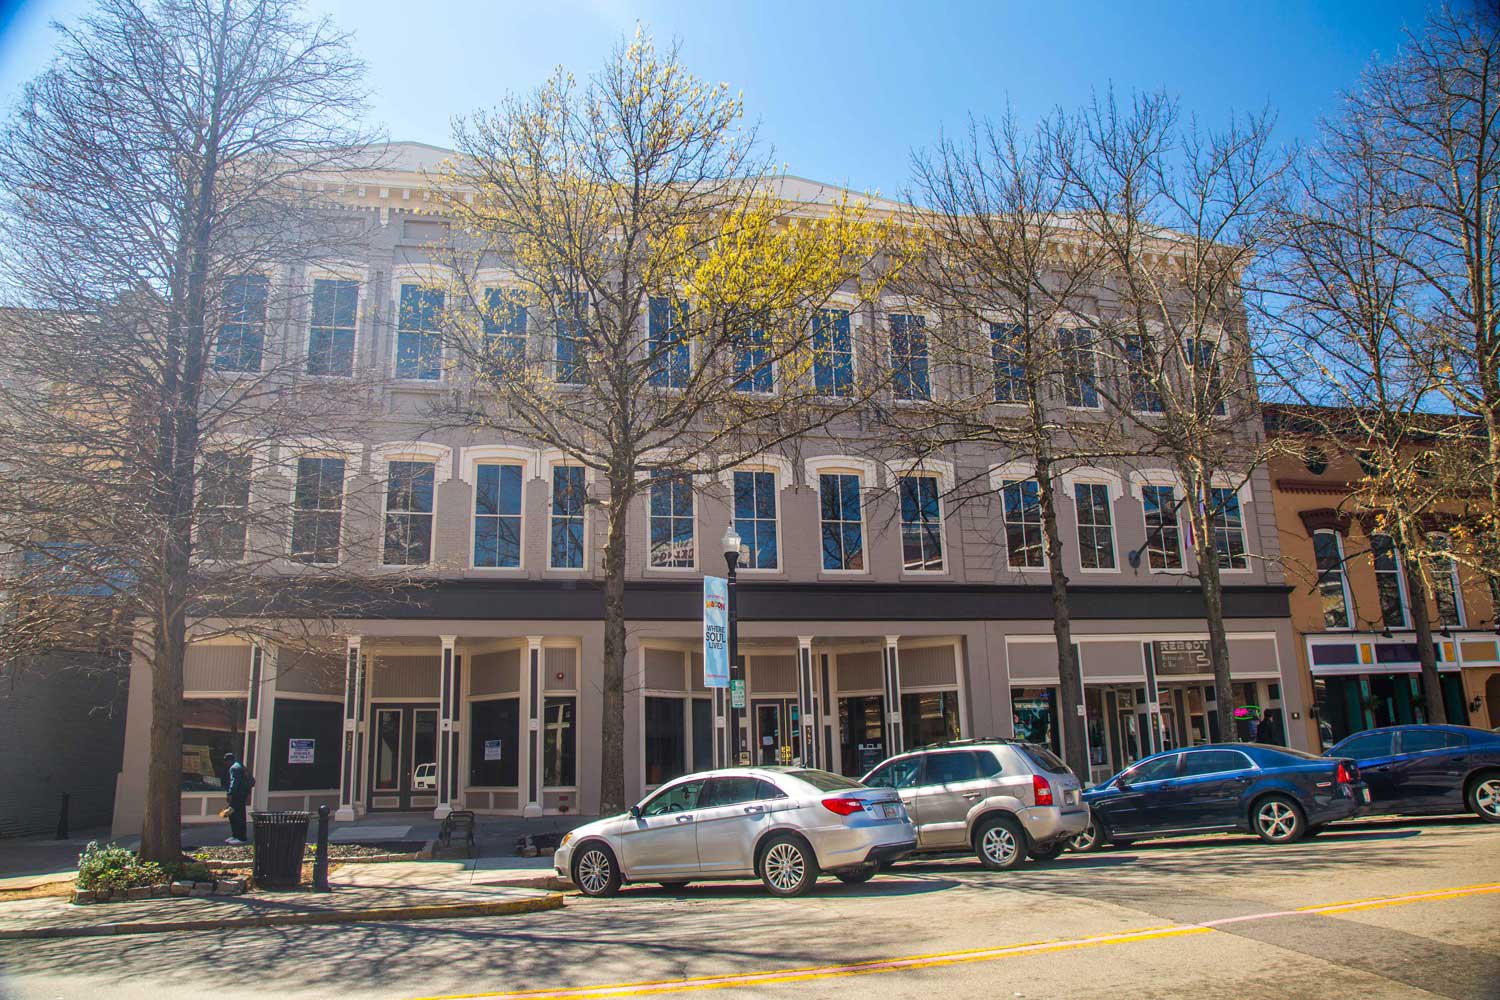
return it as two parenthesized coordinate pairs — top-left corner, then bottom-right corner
(251, 810), (310, 887)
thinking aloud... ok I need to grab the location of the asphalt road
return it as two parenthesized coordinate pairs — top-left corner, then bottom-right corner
(1, 817), (1497, 1000)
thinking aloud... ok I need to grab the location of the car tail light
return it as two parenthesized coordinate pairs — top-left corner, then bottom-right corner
(821, 797), (866, 816)
(1335, 761), (1358, 784)
(1032, 773), (1054, 806)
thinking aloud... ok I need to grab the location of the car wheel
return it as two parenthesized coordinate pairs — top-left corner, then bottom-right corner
(1252, 795), (1307, 844)
(835, 865), (876, 885)
(1069, 820), (1104, 853)
(1468, 773), (1500, 823)
(759, 835), (819, 897)
(572, 843), (622, 897)
(1030, 841), (1067, 862)
(657, 881), (691, 890)
(974, 815), (1027, 870)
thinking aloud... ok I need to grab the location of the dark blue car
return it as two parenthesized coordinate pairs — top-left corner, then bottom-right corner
(1325, 724), (1500, 823)
(1071, 743), (1368, 851)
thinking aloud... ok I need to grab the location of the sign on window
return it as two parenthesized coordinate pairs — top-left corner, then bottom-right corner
(288, 738), (316, 764)
(484, 739), (504, 761)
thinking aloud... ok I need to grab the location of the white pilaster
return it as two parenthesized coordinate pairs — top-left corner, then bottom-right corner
(523, 636), (544, 817)
(796, 636), (817, 768)
(434, 635), (457, 819)
(335, 636), (362, 822)
(883, 636), (904, 756)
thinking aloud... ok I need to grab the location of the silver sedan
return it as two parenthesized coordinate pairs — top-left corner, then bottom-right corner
(554, 767), (917, 897)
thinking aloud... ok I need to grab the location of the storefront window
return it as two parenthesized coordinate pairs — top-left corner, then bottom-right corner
(645, 696), (686, 786)
(468, 697), (520, 787)
(181, 698), (247, 792)
(900, 691), (960, 750)
(544, 696), (576, 786)
(692, 697), (713, 772)
(268, 698), (342, 791)
(838, 695), (886, 776)
(1012, 687), (1059, 754)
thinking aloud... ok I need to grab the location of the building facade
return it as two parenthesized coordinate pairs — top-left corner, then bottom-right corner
(1266, 406), (1500, 750)
(110, 144), (1299, 834)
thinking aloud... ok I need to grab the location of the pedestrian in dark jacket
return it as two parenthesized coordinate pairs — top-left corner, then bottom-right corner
(224, 752), (250, 844)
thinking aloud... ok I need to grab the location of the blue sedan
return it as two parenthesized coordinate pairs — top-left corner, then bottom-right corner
(1071, 743), (1368, 850)
(1326, 724), (1500, 823)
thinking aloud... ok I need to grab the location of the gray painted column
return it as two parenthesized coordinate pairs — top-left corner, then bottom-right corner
(883, 636), (904, 756)
(796, 636), (817, 768)
(435, 635), (456, 819)
(247, 645), (277, 812)
(524, 635), (544, 817)
(335, 636), (362, 821)
(242, 644), (263, 803)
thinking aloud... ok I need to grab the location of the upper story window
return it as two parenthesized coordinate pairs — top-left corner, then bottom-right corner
(307, 278), (357, 377)
(1210, 487), (1248, 570)
(732, 470), (778, 570)
(1073, 482), (1116, 570)
(199, 451), (251, 561)
(899, 474), (943, 572)
(1000, 478), (1045, 569)
(474, 463), (523, 568)
(1313, 529), (1351, 629)
(1125, 335), (1164, 413)
(1058, 327), (1098, 408)
(990, 322), (1027, 404)
(483, 289), (527, 378)
(396, 285), (443, 380)
(1142, 484), (1183, 570)
(382, 460), (435, 566)
(216, 275), (268, 373)
(549, 465), (586, 569)
(648, 470), (695, 569)
(1186, 338), (1227, 415)
(812, 309), (853, 397)
(1371, 533), (1409, 629)
(733, 327), (773, 393)
(818, 472), (864, 571)
(890, 314), (930, 401)
(290, 456), (345, 565)
(1428, 534), (1464, 626)
(648, 296), (689, 389)
(555, 294), (587, 384)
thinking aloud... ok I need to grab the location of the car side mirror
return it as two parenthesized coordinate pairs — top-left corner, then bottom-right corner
(1115, 777), (1130, 790)
(628, 805), (642, 820)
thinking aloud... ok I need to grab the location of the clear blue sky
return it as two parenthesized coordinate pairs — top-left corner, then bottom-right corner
(0, 0), (1431, 197)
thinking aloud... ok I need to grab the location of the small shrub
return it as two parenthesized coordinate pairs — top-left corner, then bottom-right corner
(76, 841), (167, 892)
(174, 860), (212, 883)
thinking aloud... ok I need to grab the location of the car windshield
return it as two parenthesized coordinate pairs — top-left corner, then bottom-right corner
(788, 769), (864, 791)
(1019, 743), (1071, 775)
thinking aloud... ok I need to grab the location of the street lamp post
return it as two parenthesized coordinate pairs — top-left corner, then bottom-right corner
(722, 526), (744, 765)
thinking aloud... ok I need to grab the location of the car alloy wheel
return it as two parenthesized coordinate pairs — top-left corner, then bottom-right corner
(975, 815), (1026, 870)
(574, 846), (619, 897)
(764, 842), (805, 892)
(1069, 821), (1101, 853)
(1473, 777), (1500, 821)
(1254, 797), (1303, 843)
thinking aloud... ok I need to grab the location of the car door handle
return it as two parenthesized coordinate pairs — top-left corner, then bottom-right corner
(962, 792), (982, 800)
(743, 805), (765, 814)
(675, 814), (693, 823)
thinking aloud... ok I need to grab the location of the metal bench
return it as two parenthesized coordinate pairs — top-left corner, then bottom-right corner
(438, 809), (477, 850)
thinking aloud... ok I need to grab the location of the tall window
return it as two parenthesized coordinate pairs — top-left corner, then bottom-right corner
(1073, 482), (1115, 570)
(396, 285), (443, 380)
(818, 473), (864, 571)
(306, 278), (357, 377)
(1186, 338), (1227, 415)
(555, 295), (586, 384)
(1210, 487), (1248, 569)
(1313, 530), (1351, 629)
(1001, 478), (1045, 569)
(216, 275), (268, 372)
(549, 465), (586, 569)
(382, 460), (435, 565)
(199, 452), (251, 561)
(648, 471), (695, 568)
(1125, 335), (1164, 412)
(899, 474), (943, 571)
(474, 463), (523, 568)
(991, 322), (1027, 403)
(1142, 484), (1183, 570)
(648, 296), (689, 388)
(1429, 534), (1464, 626)
(644, 696), (687, 786)
(290, 456), (344, 564)
(890, 314), (930, 400)
(733, 470), (778, 570)
(483, 288), (527, 377)
(733, 327), (773, 392)
(544, 697), (576, 786)
(1371, 533), (1409, 629)
(813, 309), (853, 397)
(1059, 327), (1098, 408)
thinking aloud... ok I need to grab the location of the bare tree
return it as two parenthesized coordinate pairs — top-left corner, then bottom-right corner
(0, 0), (385, 863)
(429, 32), (899, 813)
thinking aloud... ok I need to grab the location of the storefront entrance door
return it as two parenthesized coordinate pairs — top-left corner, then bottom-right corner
(752, 699), (802, 766)
(368, 702), (439, 811)
(839, 695), (886, 777)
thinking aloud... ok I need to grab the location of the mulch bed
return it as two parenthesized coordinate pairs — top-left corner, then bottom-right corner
(192, 841), (426, 863)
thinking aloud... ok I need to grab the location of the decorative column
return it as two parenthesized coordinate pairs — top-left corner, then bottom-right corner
(335, 636), (363, 821)
(435, 635), (457, 819)
(796, 636), (817, 768)
(883, 636), (904, 757)
(242, 644), (263, 796)
(246, 644), (278, 812)
(523, 636), (544, 817)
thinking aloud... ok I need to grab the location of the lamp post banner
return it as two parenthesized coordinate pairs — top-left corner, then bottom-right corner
(704, 575), (730, 687)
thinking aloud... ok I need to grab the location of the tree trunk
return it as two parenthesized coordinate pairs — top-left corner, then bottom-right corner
(599, 484), (630, 815)
(139, 626), (184, 863)
(1189, 492), (1236, 743)
(1036, 460), (1088, 780)
(1403, 555), (1447, 725)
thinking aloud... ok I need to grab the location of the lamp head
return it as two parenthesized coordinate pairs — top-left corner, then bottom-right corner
(721, 526), (742, 559)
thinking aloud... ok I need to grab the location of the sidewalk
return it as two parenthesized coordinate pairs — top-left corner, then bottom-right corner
(0, 860), (563, 940)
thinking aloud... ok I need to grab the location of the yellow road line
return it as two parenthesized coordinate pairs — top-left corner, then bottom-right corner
(408, 881), (1500, 1000)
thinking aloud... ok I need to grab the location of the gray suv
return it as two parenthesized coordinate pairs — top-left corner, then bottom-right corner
(861, 740), (1089, 870)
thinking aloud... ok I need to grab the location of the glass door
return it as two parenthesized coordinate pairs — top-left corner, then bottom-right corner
(368, 702), (440, 811)
(838, 695), (885, 777)
(751, 699), (802, 765)
(373, 708), (403, 794)
(410, 708), (438, 806)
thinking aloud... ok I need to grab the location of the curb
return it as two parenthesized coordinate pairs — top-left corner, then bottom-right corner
(0, 891), (564, 940)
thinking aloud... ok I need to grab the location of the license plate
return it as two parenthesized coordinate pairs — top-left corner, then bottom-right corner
(880, 803), (902, 819)
(1066, 789), (1079, 806)
(1361, 788), (1371, 803)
